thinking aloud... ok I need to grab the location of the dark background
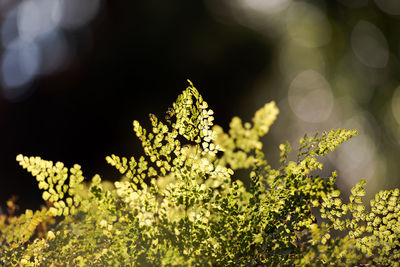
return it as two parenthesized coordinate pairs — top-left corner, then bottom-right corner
(0, 1), (271, 211)
(2, 0), (400, 212)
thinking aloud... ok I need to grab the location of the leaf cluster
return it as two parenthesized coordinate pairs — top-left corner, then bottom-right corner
(1, 81), (400, 266)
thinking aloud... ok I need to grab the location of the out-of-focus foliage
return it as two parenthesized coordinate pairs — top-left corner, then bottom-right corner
(206, 0), (400, 195)
(1, 82), (400, 265)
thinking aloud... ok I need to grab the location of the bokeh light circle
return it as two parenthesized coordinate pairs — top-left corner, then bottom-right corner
(286, 2), (331, 48)
(2, 8), (19, 48)
(375, 0), (400, 16)
(288, 70), (334, 123)
(351, 20), (389, 68)
(236, 0), (291, 15)
(1, 40), (40, 100)
(391, 86), (400, 125)
(59, 0), (101, 30)
(17, 0), (61, 42)
(37, 30), (69, 75)
(279, 43), (325, 79)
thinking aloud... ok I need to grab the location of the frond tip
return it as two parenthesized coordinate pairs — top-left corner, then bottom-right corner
(16, 154), (84, 216)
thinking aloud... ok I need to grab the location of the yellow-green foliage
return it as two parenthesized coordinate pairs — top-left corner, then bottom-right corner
(1, 81), (400, 266)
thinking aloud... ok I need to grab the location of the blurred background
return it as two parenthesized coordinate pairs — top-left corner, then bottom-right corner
(1, 0), (400, 212)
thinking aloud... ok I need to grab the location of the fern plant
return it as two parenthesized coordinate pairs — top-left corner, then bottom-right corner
(1, 81), (400, 266)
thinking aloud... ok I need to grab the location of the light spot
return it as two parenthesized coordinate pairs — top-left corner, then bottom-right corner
(1, 39), (40, 100)
(333, 54), (374, 104)
(375, 0), (400, 16)
(236, 0), (291, 15)
(392, 86), (400, 125)
(335, 132), (376, 187)
(288, 70), (334, 123)
(36, 30), (69, 75)
(0, 0), (101, 101)
(286, 2), (331, 48)
(279, 42), (325, 79)
(17, 0), (62, 41)
(0, 0), (13, 15)
(58, 0), (101, 30)
(1, 8), (18, 48)
(384, 103), (400, 145)
(330, 110), (379, 189)
(351, 20), (389, 68)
